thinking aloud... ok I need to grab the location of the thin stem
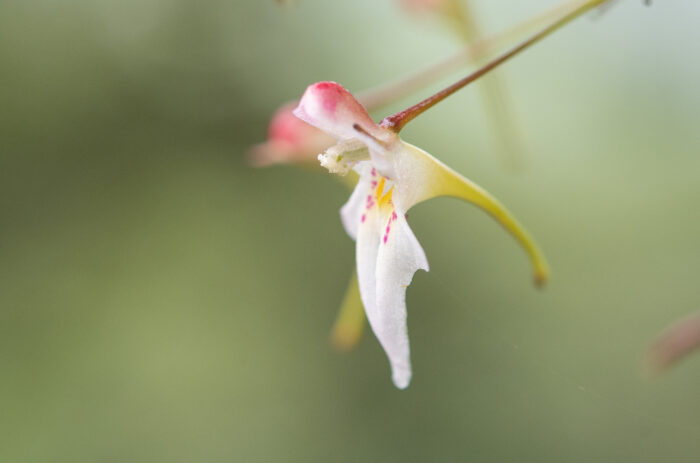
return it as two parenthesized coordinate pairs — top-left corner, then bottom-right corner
(358, 0), (582, 111)
(381, 0), (609, 133)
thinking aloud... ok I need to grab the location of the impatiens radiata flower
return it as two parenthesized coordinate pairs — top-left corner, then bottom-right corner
(294, 82), (549, 389)
(260, 0), (609, 387)
(248, 2), (579, 353)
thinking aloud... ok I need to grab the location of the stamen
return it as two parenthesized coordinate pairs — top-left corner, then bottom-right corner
(317, 139), (369, 175)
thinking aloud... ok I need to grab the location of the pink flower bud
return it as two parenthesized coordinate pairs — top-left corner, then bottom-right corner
(293, 82), (383, 142)
(249, 102), (334, 167)
(648, 311), (700, 372)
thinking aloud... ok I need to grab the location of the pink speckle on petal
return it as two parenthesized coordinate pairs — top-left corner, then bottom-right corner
(371, 168), (376, 177)
(392, 211), (397, 220)
(382, 215), (393, 244)
(361, 214), (366, 223)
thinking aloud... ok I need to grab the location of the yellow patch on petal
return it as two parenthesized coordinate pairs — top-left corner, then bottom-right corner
(375, 177), (386, 200)
(374, 176), (396, 210)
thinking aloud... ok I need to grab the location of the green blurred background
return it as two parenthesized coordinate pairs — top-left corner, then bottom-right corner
(1, 1), (699, 461)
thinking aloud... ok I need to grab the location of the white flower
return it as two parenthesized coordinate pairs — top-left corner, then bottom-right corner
(294, 81), (548, 389)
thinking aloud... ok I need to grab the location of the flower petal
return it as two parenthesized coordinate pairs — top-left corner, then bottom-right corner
(356, 197), (428, 389)
(374, 207), (428, 389)
(392, 141), (549, 286)
(340, 163), (374, 240)
(293, 82), (384, 141)
(355, 201), (381, 371)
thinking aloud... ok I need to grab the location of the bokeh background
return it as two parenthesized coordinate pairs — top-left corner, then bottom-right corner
(2, 1), (700, 461)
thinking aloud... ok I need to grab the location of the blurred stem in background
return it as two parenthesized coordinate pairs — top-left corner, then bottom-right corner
(400, 0), (532, 169)
(358, 0), (584, 111)
(454, 2), (533, 171)
(382, 0), (610, 132)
